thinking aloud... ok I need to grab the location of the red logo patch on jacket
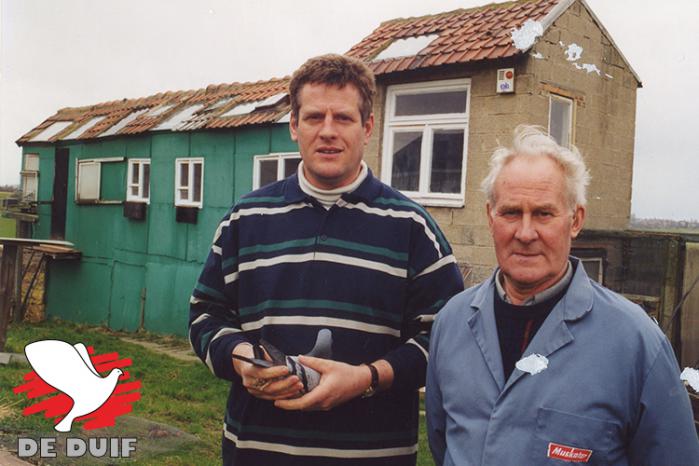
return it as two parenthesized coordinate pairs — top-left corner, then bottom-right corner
(547, 442), (593, 462)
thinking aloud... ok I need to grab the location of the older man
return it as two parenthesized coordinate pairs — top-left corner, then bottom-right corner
(426, 125), (699, 465)
(189, 54), (463, 465)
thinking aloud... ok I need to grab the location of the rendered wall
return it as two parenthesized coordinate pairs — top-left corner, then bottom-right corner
(28, 124), (297, 335)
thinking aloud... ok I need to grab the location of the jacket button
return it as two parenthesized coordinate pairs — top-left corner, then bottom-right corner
(320, 235), (328, 241)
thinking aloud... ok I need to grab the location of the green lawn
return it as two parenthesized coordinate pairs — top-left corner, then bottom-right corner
(0, 320), (436, 465)
(0, 191), (16, 238)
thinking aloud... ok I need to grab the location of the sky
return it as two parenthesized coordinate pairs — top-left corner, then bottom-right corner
(1, 0), (697, 220)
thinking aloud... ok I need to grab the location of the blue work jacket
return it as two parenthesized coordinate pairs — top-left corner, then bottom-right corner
(426, 260), (699, 466)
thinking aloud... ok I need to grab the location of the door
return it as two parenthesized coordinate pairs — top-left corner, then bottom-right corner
(51, 148), (69, 239)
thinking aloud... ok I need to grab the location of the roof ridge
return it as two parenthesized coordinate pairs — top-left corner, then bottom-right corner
(376, 0), (543, 28)
(54, 76), (291, 115)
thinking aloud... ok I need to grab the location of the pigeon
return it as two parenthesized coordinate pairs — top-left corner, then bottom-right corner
(24, 340), (123, 432)
(258, 328), (333, 393)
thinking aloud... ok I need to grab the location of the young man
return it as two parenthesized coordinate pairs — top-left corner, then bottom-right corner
(189, 54), (463, 465)
(426, 125), (699, 465)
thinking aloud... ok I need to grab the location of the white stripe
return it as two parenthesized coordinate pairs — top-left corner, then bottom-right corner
(238, 252), (406, 278)
(343, 202), (443, 258)
(241, 316), (400, 337)
(191, 313), (211, 326)
(224, 271), (239, 284)
(224, 426), (417, 458)
(213, 202), (310, 242)
(211, 245), (222, 255)
(406, 338), (429, 360)
(205, 327), (241, 374)
(415, 254), (457, 278)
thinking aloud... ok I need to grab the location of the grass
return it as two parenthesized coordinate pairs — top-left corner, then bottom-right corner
(1, 320), (436, 465)
(0, 191), (16, 238)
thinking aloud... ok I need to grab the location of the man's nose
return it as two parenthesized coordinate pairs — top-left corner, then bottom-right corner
(514, 215), (538, 243)
(319, 113), (337, 139)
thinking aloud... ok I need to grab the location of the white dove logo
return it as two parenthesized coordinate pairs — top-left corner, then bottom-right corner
(23, 340), (123, 432)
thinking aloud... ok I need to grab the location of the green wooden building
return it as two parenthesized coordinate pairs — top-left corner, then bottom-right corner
(15, 78), (299, 335)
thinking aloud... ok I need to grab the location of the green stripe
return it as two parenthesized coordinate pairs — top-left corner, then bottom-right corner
(240, 238), (316, 256)
(239, 299), (401, 323)
(239, 236), (407, 262)
(321, 237), (407, 261)
(237, 195), (286, 205)
(195, 282), (226, 302)
(199, 329), (214, 355)
(373, 197), (450, 253)
(222, 256), (237, 270)
(226, 416), (416, 443)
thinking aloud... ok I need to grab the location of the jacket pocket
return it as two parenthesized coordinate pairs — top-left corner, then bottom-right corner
(529, 407), (617, 465)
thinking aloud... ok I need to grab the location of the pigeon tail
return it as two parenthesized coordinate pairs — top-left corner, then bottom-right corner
(55, 414), (76, 433)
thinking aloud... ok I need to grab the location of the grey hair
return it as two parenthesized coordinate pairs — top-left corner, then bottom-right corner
(480, 125), (591, 208)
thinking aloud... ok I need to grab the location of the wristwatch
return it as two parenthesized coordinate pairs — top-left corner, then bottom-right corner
(361, 363), (379, 398)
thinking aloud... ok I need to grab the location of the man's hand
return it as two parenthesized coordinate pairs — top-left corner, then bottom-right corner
(274, 355), (372, 411)
(232, 343), (303, 401)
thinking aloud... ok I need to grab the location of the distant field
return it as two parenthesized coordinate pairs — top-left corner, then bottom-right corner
(0, 192), (16, 238)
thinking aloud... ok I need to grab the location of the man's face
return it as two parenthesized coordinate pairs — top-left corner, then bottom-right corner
(290, 83), (374, 190)
(487, 155), (585, 301)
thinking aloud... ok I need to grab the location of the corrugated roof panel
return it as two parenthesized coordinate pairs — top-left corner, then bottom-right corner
(153, 104), (206, 131)
(373, 34), (439, 61)
(62, 116), (106, 140)
(101, 109), (149, 137)
(29, 121), (73, 142)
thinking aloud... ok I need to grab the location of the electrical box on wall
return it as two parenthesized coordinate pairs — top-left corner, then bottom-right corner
(497, 68), (515, 93)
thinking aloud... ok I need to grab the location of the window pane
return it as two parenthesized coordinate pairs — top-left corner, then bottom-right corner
(179, 163), (189, 188)
(430, 129), (464, 194)
(77, 162), (100, 201)
(284, 158), (301, 178)
(193, 163), (202, 203)
(179, 188), (189, 201)
(582, 259), (602, 283)
(259, 160), (278, 187)
(549, 97), (572, 146)
(24, 154), (39, 171)
(143, 163), (150, 199)
(130, 186), (139, 196)
(131, 163), (140, 184)
(391, 132), (422, 191)
(22, 174), (38, 200)
(395, 90), (467, 116)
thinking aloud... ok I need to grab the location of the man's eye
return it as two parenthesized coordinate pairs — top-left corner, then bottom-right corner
(536, 211), (553, 218)
(501, 210), (519, 217)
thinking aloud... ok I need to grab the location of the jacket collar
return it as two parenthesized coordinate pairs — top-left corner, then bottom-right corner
(467, 257), (594, 392)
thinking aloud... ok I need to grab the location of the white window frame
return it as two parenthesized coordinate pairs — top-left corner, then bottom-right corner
(175, 157), (204, 208)
(382, 79), (470, 207)
(75, 157), (124, 204)
(126, 158), (151, 203)
(21, 153), (39, 201)
(252, 152), (301, 189)
(548, 94), (575, 147)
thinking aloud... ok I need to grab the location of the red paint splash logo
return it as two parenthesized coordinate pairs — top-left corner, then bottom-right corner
(13, 342), (141, 431)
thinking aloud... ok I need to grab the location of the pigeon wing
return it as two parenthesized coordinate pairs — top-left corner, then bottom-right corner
(73, 343), (100, 377)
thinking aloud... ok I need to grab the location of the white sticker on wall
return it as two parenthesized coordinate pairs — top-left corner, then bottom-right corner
(516, 353), (549, 375)
(680, 367), (699, 392)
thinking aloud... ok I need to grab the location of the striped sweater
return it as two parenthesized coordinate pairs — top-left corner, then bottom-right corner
(189, 170), (464, 465)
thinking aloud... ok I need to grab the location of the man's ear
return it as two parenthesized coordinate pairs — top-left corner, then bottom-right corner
(570, 205), (586, 239)
(363, 113), (375, 143)
(289, 113), (298, 142)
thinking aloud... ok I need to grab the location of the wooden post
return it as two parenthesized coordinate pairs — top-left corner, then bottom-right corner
(0, 244), (19, 351)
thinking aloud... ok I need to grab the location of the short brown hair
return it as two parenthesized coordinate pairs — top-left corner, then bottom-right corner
(289, 54), (376, 123)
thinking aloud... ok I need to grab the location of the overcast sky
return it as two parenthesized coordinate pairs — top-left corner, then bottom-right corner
(1, 0), (697, 220)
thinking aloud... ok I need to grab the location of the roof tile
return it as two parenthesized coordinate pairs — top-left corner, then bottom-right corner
(346, 0), (560, 75)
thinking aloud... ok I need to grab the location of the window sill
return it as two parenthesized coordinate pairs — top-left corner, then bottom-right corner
(401, 193), (465, 208)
